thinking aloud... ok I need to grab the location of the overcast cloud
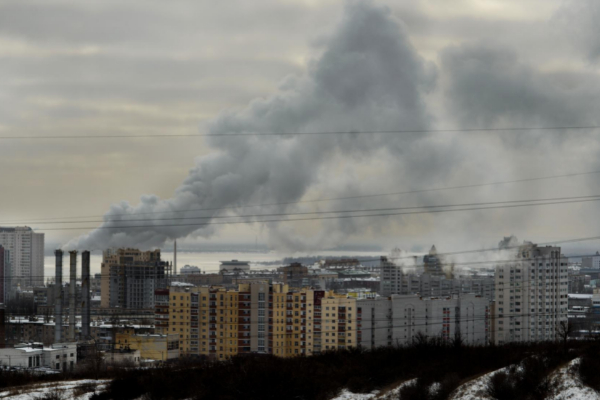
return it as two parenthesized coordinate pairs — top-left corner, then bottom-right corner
(3, 0), (600, 255)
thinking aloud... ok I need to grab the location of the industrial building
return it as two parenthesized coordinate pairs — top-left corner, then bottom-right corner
(0, 343), (78, 371)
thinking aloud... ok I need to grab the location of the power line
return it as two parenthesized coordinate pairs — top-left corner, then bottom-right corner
(2, 125), (600, 140)
(10, 194), (600, 226)
(29, 196), (600, 231)
(5, 169), (599, 223)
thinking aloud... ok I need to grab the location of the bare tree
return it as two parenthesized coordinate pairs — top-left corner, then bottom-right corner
(556, 320), (572, 352)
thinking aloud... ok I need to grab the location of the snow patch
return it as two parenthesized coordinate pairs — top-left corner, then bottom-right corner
(330, 379), (416, 400)
(0, 379), (110, 400)
(548, 358), (600, 400)
(450, 367), (508, 400)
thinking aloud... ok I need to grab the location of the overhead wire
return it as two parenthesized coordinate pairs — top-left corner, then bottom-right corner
(10, 194), (600, 226)
(3, 124), (600, 140)
(24, 196), (600, 232)
(4, 169), (600, 223)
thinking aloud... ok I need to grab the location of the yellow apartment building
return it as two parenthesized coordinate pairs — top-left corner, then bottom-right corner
(155, 282), (356, 360)
(321, 293), (357, 352)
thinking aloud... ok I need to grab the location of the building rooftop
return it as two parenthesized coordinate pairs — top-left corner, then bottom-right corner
(568, 294), (593, 299)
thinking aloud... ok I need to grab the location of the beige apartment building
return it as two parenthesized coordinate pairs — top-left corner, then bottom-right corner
(156, 282), (358, 360)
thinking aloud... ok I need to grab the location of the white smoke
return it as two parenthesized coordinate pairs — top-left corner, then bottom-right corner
(66, 0), (600, 253)
(66, 0), (438, 251)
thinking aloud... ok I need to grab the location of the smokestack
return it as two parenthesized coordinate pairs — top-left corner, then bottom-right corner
(81, 251), (90, 339)
(54, 250), (63, 343)
(174, 240), (177, 276)
(69, 251), (77, 342)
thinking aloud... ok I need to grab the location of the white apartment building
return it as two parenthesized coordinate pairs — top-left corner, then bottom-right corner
(357, 294), (490, 348)
(380, 256), (495, 301)
(493, 243), (569, 344)
(582, 252), (600, 269)
(0, 227), (45, 293)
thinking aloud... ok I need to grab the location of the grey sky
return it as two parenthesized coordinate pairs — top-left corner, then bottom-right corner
(2, 0), (600, 254)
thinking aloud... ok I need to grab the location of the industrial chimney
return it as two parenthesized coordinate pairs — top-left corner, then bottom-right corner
(81, 251), (91, 339)
(68, 251), (77, 342)
(54, 250), (63, 343)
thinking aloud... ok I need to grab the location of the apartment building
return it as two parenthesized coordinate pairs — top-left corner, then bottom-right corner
(0, 227), (44, 291)
(381, 255), (495, 301)
(157, 282), (358, 360)
(0, 246), (9, 303)
(493, 243), (569, 344)
(423, 245), (444, 276)
(101, 248), (167, 309)
(357, 294), (490, 348)
(582, 252), (600, 269)
(272, 286), (320, 357)
(321, 293), (357, 352)
(162, 284), (249, 360)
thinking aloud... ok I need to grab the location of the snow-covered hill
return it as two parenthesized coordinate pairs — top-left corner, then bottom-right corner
(0, 379), (109, 400)
(330, 358), (600, 400)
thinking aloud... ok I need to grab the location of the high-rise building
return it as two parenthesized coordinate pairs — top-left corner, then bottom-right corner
(0, 246), (9, 303)
(0, 227), (44, 291)
(582, 251), (600, 269)
(100, 248), (167, 309)
(320, 292), (357, 352)
(493, 243), (569, 344)
(357, 294), (490, 348)
(423, 245), (444, 276)
(156, 282), (357, 360)
(380, 256), (495, 300)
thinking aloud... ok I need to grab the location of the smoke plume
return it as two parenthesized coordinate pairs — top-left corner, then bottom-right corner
(67, 0), (600, 253)
(67, 0), (440, 251)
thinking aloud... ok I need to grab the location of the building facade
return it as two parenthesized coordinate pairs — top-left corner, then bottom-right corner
(156, 282), (357, 360)
(0, 227), (44, 291)
(493, 243), (569, 344)
(101, 248), (167, 309)
(357, 294), (490, 348)
(0, 246), (9, 303)
(115, 332), (179, 361)
(380, 255), (494, 301)
(582, 252), (600, 269)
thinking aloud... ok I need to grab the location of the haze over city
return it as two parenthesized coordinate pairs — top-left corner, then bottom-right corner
(3, 1), (600, 399)
(2, 0), (600, 256)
